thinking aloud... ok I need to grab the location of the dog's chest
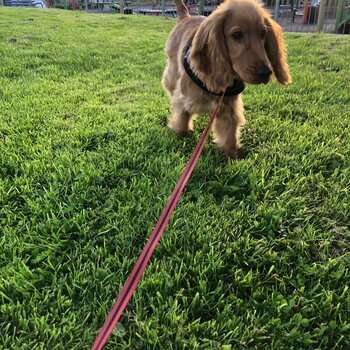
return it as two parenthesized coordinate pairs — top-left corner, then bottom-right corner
(182, 93), (217, 115)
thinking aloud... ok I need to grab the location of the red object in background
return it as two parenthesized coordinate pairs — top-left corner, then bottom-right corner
(72, 0), (75, 10)
(47, 0), (50, 7)
(303, 1), (309, 24)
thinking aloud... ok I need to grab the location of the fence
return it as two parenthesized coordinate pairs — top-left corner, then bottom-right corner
(265, 0), (350, 33)
(5, 0), (349, 33)
(46, 0), (178, 15)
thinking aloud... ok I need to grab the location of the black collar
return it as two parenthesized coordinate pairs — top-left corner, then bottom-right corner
(183, 43), (245, 97)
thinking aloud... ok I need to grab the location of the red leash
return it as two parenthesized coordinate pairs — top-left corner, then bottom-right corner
(91, 93), (225, 350)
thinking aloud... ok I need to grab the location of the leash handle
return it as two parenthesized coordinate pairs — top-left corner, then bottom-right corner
(91, 93), (225, 350)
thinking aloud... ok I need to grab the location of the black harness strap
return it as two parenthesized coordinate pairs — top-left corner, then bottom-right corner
(183, 43), (245, 97)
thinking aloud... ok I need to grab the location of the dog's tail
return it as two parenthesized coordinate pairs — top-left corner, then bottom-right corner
(174, 0), (190, 20)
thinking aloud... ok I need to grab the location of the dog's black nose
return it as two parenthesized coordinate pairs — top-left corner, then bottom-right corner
(257, 66), (273, 79)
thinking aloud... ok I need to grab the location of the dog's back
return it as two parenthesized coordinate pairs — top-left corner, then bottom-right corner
(165, 0), (205, 61)
(163, 1), (205, 95)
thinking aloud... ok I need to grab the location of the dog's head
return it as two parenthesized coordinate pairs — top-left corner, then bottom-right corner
(189, 0), (292, 92)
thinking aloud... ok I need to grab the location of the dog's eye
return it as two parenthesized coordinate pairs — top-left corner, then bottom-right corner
(232, 31), (243, 40)
(260, 29), (267, 38)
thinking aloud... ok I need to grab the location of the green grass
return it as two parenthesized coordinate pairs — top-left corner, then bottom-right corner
(0, 7), (349, 350)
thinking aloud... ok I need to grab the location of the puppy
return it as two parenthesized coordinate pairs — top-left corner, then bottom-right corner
(162, 0), (291, 159)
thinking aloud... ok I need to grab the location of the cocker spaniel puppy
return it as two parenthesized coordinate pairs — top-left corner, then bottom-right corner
(162, 0), (291, 159)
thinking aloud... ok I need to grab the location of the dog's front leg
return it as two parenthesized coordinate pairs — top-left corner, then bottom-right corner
(212, 96), (245, 159)
(168, 93), (194, 136)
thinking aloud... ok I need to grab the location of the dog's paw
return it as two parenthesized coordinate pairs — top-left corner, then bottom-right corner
(225, 149), (239, 160)
(222, 145), (241, 160)
(168, 118), (193, 137)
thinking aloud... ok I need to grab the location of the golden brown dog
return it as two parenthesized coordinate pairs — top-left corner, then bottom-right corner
(162, 0), (291, 159)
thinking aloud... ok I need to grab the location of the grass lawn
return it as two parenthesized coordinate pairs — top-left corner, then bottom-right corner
(0, 7), (350, 350)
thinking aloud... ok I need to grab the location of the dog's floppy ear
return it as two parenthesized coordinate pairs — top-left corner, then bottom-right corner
(264, 16), (292, 85)
(190, 12), (233, 92)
